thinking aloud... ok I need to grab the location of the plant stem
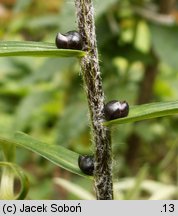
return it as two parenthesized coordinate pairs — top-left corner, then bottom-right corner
(74, 0), (113, 199)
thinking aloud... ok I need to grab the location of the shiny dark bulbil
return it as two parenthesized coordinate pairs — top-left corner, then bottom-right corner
(104, 100), (129, 121)
(78, 155), (94, 176)
(55, 31), (83, 50)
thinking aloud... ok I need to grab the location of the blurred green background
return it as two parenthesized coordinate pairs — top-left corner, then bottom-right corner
(0, 0), (177, 199)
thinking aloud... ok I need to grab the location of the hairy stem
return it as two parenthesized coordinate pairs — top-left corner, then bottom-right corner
(74, 0), (113, 199)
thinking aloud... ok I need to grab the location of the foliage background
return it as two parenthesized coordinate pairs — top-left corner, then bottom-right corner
(0, 0), (177, 199)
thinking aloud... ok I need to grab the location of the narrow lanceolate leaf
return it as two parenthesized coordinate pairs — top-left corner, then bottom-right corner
(0, 162), (29, 200)
(0, 132), (91, 179)
(0, 41), (85, 57)
(54, 177), (95, 200)
(104, 101), (178, 126)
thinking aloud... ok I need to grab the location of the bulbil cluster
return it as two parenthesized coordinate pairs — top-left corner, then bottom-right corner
(55, 31), (83, 50)
(78, 101), (129, 173)
(104, 100), (129, 121)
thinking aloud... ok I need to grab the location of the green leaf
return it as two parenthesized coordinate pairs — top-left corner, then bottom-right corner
(26, 15), (60, 30)
(58, 1), (77, 32)
(104, 101), (178, 126)
(0, 162), (29, 200)
(14, 0), (32, 12)
(113, 178), (177, 200)
(13, 90), (57, 130)
(150, 24), (178, 69)
(21, 58), (75, 84)
(54, 177), (95, 200)
(124, 165), (149, 200)
(0, 41), (85, 58)
(0, 132), (92, 179)
(56, 103), (88, 148)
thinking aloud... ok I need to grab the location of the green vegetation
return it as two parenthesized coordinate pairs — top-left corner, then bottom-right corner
(0, 0), (177, 200)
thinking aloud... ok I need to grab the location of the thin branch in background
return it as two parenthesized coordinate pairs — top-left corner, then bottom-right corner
(133, 6), (176, 25)
(74, 0), (113, 199)
(159, 0), (177, 14)
(126, 0), (176, 172)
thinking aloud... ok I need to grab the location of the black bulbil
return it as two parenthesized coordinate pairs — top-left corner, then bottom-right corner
(78, 155), (94, 176)
(104, 100), (129, 121)
(55, 31), (83, 50)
